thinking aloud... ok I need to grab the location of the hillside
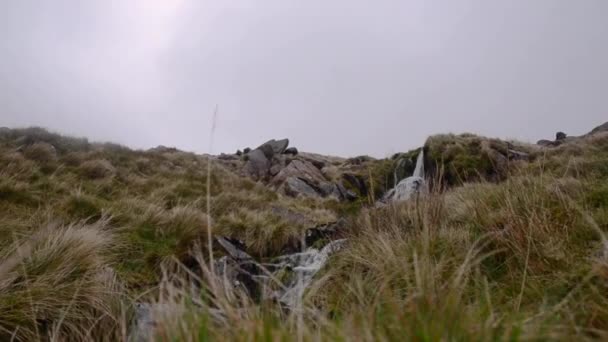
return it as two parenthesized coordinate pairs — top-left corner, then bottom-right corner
(1, 123), (608, 341)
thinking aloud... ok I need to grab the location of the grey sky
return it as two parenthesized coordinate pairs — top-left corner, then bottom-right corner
(1, 1), (606, 157)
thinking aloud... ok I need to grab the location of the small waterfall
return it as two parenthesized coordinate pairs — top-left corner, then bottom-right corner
(412, 150), (425, 179)
(383, 149), (426, 203)
(274, 239), (347, 307)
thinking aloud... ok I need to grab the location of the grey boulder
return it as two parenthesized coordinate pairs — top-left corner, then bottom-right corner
(257, 139), (289, 156)
(282, 177), (319, 198)
(244, 149), (270, 181)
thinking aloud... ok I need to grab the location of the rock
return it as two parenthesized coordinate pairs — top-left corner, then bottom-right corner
(308, 159), (325, 169)
(217, 236), (253, 261)
(273, 239), (347, 307)
(337, 183), (358, 201)
(258, 144), (276, 159)
(271, 159), (344, 199)
(346, 155), (374, 165)
(244, 149), (270, 181)
(284, 147), (299, 155)
(556, 132), (567, 141)
(269, 163), (284, 176)
(269, 155), (288, 176)
(342, 173), (367, 197)
(257, 139), (289, 156)
(393, 157), (416, 184)
(383, 176), (425, 202)
(283, 177), (319, 198)
(305, 219), (347, 247)
(272, 159), (326, 187)
(508, 149), (530, 161)
(215, 237), (261, 300)
(236, 150), (243, 156)
(243, 147), (252, 154)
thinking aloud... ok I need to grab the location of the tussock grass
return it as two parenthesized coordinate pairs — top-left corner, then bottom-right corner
(79, 159), (116, 179)
(23, 142), (58, 164)
(217, 208), (300, 257)
(1, 126), (608, 340)
(0, 220), (126, 341)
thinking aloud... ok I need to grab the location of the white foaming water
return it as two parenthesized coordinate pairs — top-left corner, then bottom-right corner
(385, 149), (426, 202)
(413, 150), (425, 179)
(272, 239), (347, 307)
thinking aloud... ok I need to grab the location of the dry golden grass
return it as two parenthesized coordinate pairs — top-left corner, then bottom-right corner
(0, 220), (127, 341)
(1, 127), (608, 340)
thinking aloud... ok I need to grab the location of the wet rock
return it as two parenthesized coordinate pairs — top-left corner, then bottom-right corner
(217, 236), (253, 261)
(273, 239), (347, 307)
(383, 176), (425, 203)
(338, 183), (358, 201)
(216, 237), (262, 300)
(305, 219), (346, 247)
(342, 173), (367, 197)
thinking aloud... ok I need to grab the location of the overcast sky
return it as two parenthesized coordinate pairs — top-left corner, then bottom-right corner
(1, 1), (607, 157)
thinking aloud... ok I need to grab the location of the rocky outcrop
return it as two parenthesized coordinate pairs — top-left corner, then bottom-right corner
(213, 233), (346, 307)
(425, 134), (533, 187)
(537, 123), (608, 147)
(258, 139), (289, 156)
(235, 139), (356, 200)
(282, 177), (320, 198)
(272, 160), (325, 187)
(244, 149), (271, 181)
(284, 147), (299, 155)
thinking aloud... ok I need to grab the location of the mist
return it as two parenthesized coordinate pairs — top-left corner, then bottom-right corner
(1, 0), (607, 157)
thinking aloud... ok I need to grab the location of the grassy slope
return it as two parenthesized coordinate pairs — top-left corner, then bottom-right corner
(1, 127), (608, 340)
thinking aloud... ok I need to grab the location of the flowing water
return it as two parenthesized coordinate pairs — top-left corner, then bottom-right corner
(271, 239), (347, 307)
(413, 150), (425, 179)
(384, 149), (426, 202)
(131, 151), (424, 337)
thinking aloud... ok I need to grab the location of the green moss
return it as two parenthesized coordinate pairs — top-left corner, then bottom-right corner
(425, 134), (509, 186)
